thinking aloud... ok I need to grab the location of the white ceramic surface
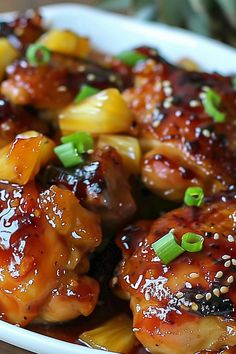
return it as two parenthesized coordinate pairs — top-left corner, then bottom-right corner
(0, 3), (236, 354)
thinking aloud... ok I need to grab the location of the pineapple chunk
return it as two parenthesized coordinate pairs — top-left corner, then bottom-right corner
(0, 38), (19, 80)
(59, 88), (133, 135)
(97, 134), (141, 174)
(79, 314), (137, 353)
(0, 131), (55, 184)
(38, 29), (90, 58)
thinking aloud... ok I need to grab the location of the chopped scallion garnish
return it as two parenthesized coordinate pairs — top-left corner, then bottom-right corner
(184, 186), (204, 207)
(181, 232), (204, 252)
(74, 85), (99, 104)
(54, 142), (84, 168)
(26, 44), (51, 66)
(151, 230), (185, 265)
(202, 88), (225, 123)
(116, 50), (148, 66)
(61, 132), (93, 153)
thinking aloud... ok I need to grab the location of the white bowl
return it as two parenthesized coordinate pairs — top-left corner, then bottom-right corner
(0, 3), (236, 354)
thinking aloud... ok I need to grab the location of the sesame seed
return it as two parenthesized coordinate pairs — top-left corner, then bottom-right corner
(202, 86), (210, 92)
(220, 286), (229, 294)
(164, 87), (173, 96)
(213, 288), (220, 297)
(77, 65), (85, 72)
(163, 100), (172, 109)
(57, 85), (67, 92)
(232, 259), (236, 266)
(152, 120), (160, 128)
(199, 92), (206, 100)
(213, 233), (219, 240)
(154, 81), (162, 91)
(176, 291), (184, 299)
(227, 275), (234, 283)
(163, 80), (171, 87)
(189, 100), (200, 107)
(87, 73), (96, 81)
(145, 292), (150, 301)
(202, 129), (211, 138)
(206, 293), (212, 301)
(224, 260), (231, 268)
(87, 149), (94, 154)
(215, 271), (223, 279)
(222, 255), (230, 260)
(228, 235), (235, 243)
(109, 74), (117, 82)
(195, 294), (204, 300)
(189, 272), (199, 279)
(191, 303), (199, 311)
(185, 282), (192, 289)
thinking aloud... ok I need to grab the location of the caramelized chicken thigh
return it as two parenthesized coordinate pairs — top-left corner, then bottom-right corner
(117, 192), (236, 354)
(40, 146), (136, 226)
(1, 53), (124, 109)
(0, 181), (102, 326)
(123, 47), (236, 201)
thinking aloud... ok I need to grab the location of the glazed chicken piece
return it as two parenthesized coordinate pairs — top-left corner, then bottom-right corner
(1, 53), (125, 109)
(117, 191), (236, 354)
(0, 95), (49, 147)
(123, 46), (236, 201)
(0, 181), (102, 326)
(0, 11), (44, 51)
(40, 146), (136, 226)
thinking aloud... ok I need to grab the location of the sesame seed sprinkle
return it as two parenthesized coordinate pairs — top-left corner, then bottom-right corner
(227, 275), (234, 283)
(195, 294), (204, 300)
(215, 271), (223, 279)
(57, 85), (67, 92)
(202, 129), (211, 138)
(145, 292), (150, 301)
(224, 260), (231, 268)
(191, 303), (199, 311)
(163, 100), (172, 109)
(202, 86), (210, 92)
(164, 87), (173, 96)
(199, 92), (206, 100)
(176, 291), (184, 299)
(185, 282), (192, 289)
(213, 233), (220, 240)
(152, 120), (160, 128)
(213, 288), (220, 297)
(189, 100), (200, 107)
(222, 255), (231, 260)
(109, 74), (117, 82)
(228, 235), (235, 243)
(189, 272), (199, 279)
(206, 293), (212, 301)
(220, 286), (229, 294)
(232, 259), (236, 266)
(87, 73), (96, 81)
(163, 80), (171, 87)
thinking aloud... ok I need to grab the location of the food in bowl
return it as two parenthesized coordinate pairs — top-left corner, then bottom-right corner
(0, 9), (235, 354)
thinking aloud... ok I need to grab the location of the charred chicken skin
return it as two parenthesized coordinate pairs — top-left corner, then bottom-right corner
(117, 191), (236, 354)
(123, 47), (236, 201)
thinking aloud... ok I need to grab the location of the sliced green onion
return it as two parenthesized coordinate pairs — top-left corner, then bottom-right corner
(151, 230), (185, 265)
(202, 88), (225, 123)
(74, 85), (99, 104)
(184, 186), (204, 207)
(61, 132), (93, 153)
(181, 232), (204, 252)
(116, 50), (148, 66)
(54, 142), (83, 168)
(26, 44), (51, 65)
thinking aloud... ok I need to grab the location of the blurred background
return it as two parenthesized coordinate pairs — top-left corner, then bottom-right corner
(1, 0), (236, 47)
